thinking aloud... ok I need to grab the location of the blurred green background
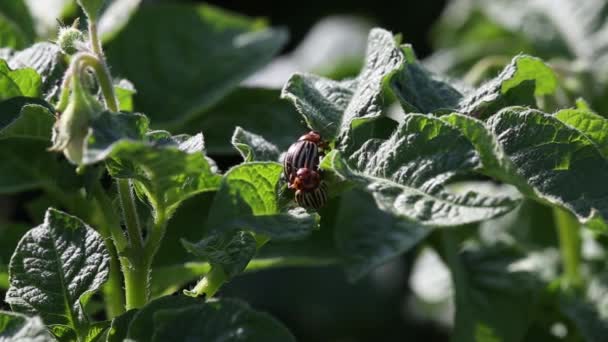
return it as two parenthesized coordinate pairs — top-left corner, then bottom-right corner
(6, 0), (608, 341)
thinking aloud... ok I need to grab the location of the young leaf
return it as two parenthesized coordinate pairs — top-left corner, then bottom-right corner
(328, 114), (520, 226)
(5, 208), (109, 338)
(105, 3), (288, 128)
(105, 133), (222, 216)
(149, 298), (295, 342)
(82, 110), (149, 164)
(282, 28), (404, 143)
(114, 79), (136, 112)
(391, 52), (556, 118)
(0, 60), (41, 100)
(79, 113), (221, 215)
(0, 311), (54, 341)
(554, 108), (608, 158)
(389, 44), (462, 113)
(9, 42), (66, 96)
(231, 126), (280, 162)
(334, 189), (429, 280)
(456, 54), (557, 118)
(206, 162), (316, 241)
(182, 230), (257, 279)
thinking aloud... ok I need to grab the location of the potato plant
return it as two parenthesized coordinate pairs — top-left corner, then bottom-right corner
(1, 0), (608, 341)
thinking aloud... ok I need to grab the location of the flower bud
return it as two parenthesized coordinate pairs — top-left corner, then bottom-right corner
(50, 75), (102, 164)
(57, 26), (85, 55)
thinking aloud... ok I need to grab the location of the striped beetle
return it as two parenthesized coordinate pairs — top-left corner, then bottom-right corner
(289, 167), (328, 210)
(283, 131), (327, 184)
(295, 181), (328, 210)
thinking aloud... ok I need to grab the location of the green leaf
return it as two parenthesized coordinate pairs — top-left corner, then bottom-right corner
(457, 55), (556, 119)
(149, 298), (295, 342)
(392, 53), (556, 118)
(84, 321), (109, 342)
(9, 43), (66, 96)
(554, 108), (608, 158)
(0, 103), (54, 141)
(0, 60), (41, 100)
(335, 189), (429, 280)
(182, 230), (257, 279)
(329, 114), (521, 226)
(0, 139), (76, 194)
(114, 80), (136, 112)
(5, 208), (110, 338)
(82, 110), (149, 164)
(231, 126), (280, 162)
(207, 162), (316, 240)
(486, 107), (608, 230)
(183, 87), (303, 155)
(105, 3), (288, 128)
(80, 112), (220, 215)
(0, 311), (54, 341)
(126, 295), (201, 341)
(106, 309), (137, 342)
(442, 235), (543, 342)
(281, 28), (405, 143)
(389, 44), (462, 113)
(105, 133), (222, 216)
(0, 1), (36, 49)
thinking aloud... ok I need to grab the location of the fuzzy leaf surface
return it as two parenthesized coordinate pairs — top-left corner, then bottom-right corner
(5, 208), (109, 337)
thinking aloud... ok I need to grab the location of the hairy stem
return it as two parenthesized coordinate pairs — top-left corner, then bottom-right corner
(88, 21), (103, 58)
(80, 25), (150, 309)
(144, 207), (167, 262)
(117, 180), (144, 250)
(102, 243), (126, 317)
(90, 182), (127, 316)
(553, 207), (583, 290)
(123, 258), (149, 310)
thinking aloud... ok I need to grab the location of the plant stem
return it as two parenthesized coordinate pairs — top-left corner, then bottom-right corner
(75, 13), (151, 311)
(89, 182), (127, 317)
(117, 180), (144, 250)
(184, 266), (227, 298)
(553, 207), (583, 290)
(74, 53), (118, 111)
(88, 21), (103, 57)
(102, 243), (126, 317)
(144, 208), (167, 261)
(123, 258), (149, 310)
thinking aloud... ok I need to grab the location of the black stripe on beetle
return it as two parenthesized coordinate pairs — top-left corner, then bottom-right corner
(295, 182), (328, 210)
(283, 140), (319, 182)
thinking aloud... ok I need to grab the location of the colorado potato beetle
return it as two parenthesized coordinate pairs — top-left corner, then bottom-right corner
(283, 131), (326, 183)
(295, 181), (328, 210)
(289, 167), (328, 210)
